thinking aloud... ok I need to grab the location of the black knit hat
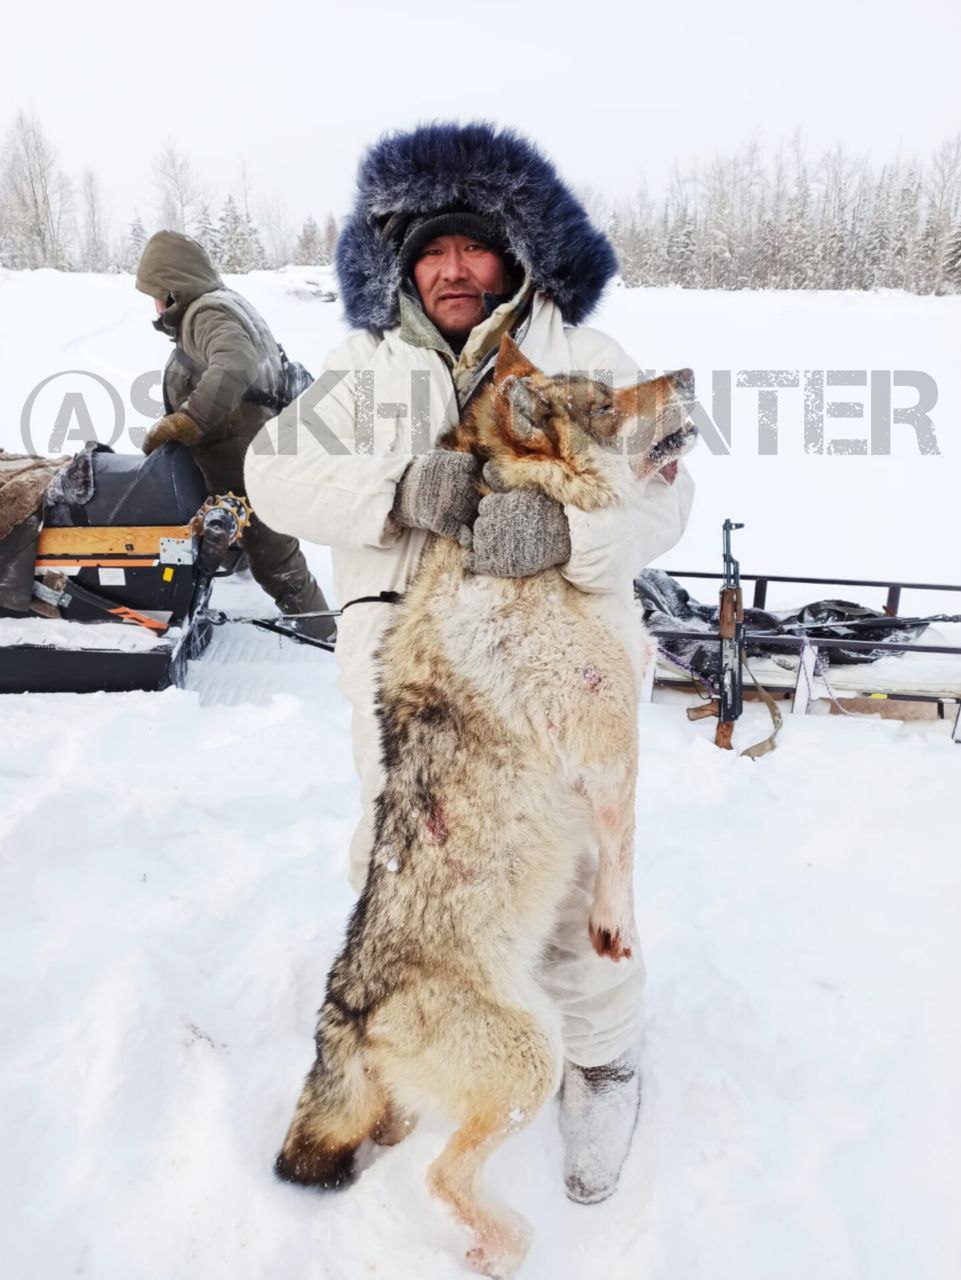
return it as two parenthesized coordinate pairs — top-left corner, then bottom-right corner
(387, 208), (511, 279)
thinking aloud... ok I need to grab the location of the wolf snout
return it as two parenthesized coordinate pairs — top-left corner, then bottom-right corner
(651, 418), (698, 456)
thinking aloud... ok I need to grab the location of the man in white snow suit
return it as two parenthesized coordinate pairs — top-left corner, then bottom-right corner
(244, 122), (695, 1203)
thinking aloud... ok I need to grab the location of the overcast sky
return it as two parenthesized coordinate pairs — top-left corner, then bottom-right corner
(4, 0), (959, 236)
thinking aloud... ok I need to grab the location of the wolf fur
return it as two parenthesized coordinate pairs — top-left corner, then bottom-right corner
(274, 337), (696, 1277)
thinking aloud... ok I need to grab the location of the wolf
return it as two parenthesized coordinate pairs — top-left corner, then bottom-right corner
(274, 335), (696, 1277)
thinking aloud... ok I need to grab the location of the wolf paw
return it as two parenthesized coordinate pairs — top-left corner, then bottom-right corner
(465, 1208), (534, 1280)
(465, 1219), (531, 1278)
(588, 914), (636, 962)
(466, 1246), (510, 1278)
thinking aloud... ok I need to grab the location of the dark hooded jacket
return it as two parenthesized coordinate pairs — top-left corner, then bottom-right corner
(136, 231), (284, 492)
(335, 120), (618, 333)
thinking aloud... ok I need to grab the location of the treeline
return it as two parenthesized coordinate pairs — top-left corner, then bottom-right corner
(2, 110), (961, 292)
(0, 113), (338, 274)
(595, 133), (961, 293)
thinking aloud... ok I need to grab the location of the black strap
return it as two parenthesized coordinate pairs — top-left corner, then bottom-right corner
(341, 590), (404, 611)
(249, 618), (335, 652)
(272, 590), (402, 657)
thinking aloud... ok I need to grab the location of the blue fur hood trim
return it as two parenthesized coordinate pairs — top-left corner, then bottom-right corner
(335, 121), (618, 332)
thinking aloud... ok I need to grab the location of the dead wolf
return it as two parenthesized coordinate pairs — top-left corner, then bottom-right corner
(274, 335), (696, 1277)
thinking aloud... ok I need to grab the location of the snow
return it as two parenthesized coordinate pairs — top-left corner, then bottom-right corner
(0, 614), (177, 650)
(1, 275), (959, 1279)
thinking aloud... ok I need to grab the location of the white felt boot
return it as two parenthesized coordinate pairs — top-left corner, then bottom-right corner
(559, 1046), (641, 1204)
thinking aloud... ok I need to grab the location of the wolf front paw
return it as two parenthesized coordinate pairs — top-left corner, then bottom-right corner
(588, 914), (637, 962)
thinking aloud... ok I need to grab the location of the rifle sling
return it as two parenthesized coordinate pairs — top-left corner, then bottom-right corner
(739, 648), (783, 759)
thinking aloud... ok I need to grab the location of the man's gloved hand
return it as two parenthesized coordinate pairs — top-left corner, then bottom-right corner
(391, 450), (481, 542)
(463, 462), (571, 577)
(141, 410), (202, 456)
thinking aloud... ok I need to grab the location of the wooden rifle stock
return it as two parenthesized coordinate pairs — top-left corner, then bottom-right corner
(716, 583), (744, 749)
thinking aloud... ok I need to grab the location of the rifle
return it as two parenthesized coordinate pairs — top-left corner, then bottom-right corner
(686, 518), (746, 748)
(715, 519), (745, 748)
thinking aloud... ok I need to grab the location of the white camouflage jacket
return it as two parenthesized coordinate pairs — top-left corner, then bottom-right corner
(244, 289), (694, 710)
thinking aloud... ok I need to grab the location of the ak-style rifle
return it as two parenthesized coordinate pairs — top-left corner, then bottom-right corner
(686, 518), (747, 749)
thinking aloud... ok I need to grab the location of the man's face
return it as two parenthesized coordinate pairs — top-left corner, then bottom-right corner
(412, 235), (512, 341)
(154, 296), (167, 315)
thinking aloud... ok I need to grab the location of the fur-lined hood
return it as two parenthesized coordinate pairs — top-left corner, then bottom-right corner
(336, 121), (618, 333)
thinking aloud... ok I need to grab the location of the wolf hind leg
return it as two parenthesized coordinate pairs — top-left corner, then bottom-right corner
(430, 1113), (534, 1278)
(274, 1009), (386, 1190)
(423, 1002), (557, 1278)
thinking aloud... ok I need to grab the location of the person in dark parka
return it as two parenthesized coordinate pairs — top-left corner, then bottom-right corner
(135, 230), (334, 641)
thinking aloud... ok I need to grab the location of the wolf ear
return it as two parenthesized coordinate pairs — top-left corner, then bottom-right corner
(493, 334), (539, 386)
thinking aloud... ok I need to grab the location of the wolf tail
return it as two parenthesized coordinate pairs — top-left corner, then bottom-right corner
(274, 1001), (384, 1189)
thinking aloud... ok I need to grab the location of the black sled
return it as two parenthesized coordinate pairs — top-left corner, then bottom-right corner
(0, 443), (244, 695)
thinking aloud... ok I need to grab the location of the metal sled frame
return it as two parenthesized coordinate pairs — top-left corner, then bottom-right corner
(646, 572), (961, 743)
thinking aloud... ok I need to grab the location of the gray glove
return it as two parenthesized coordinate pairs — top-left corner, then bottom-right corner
(463, 463), (571, 578)
(391, 450), (481, 542)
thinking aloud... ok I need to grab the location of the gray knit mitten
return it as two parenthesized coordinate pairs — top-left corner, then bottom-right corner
(463, 464), (571, 577)
(391, 451), (481, 542)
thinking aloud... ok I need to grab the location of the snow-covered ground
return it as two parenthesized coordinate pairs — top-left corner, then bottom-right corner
(1, 273), (959, 1279)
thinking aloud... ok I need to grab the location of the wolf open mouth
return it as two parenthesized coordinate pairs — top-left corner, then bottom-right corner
(646, 425), (697, 484)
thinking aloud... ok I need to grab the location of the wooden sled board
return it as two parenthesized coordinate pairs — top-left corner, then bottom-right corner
(36, 524), (194, 568)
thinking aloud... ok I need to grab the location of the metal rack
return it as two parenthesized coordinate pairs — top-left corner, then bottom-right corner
(648, 572), (961, 742)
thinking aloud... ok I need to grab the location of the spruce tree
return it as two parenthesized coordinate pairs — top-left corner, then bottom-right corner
(293, 216), (322, 266)
(217, 195), (248, 272)
(245, 213), (268, 270)
(193, 203), (221, 267)
(322, 213), (338, 264)
(118, 213), (148, 273)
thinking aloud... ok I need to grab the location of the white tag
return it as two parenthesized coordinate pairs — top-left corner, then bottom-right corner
(99, 568), (126, 587)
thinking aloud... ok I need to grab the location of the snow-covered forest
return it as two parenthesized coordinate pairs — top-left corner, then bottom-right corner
(2, 110), (960, 292)
(0, 114), (341, 275)
(604, 134), (961, 294)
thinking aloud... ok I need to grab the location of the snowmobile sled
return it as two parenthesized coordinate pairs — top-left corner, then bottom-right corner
(0, 443), (249, 694)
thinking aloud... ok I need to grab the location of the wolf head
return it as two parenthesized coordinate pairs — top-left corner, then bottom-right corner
(459, 336), (697, 511)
